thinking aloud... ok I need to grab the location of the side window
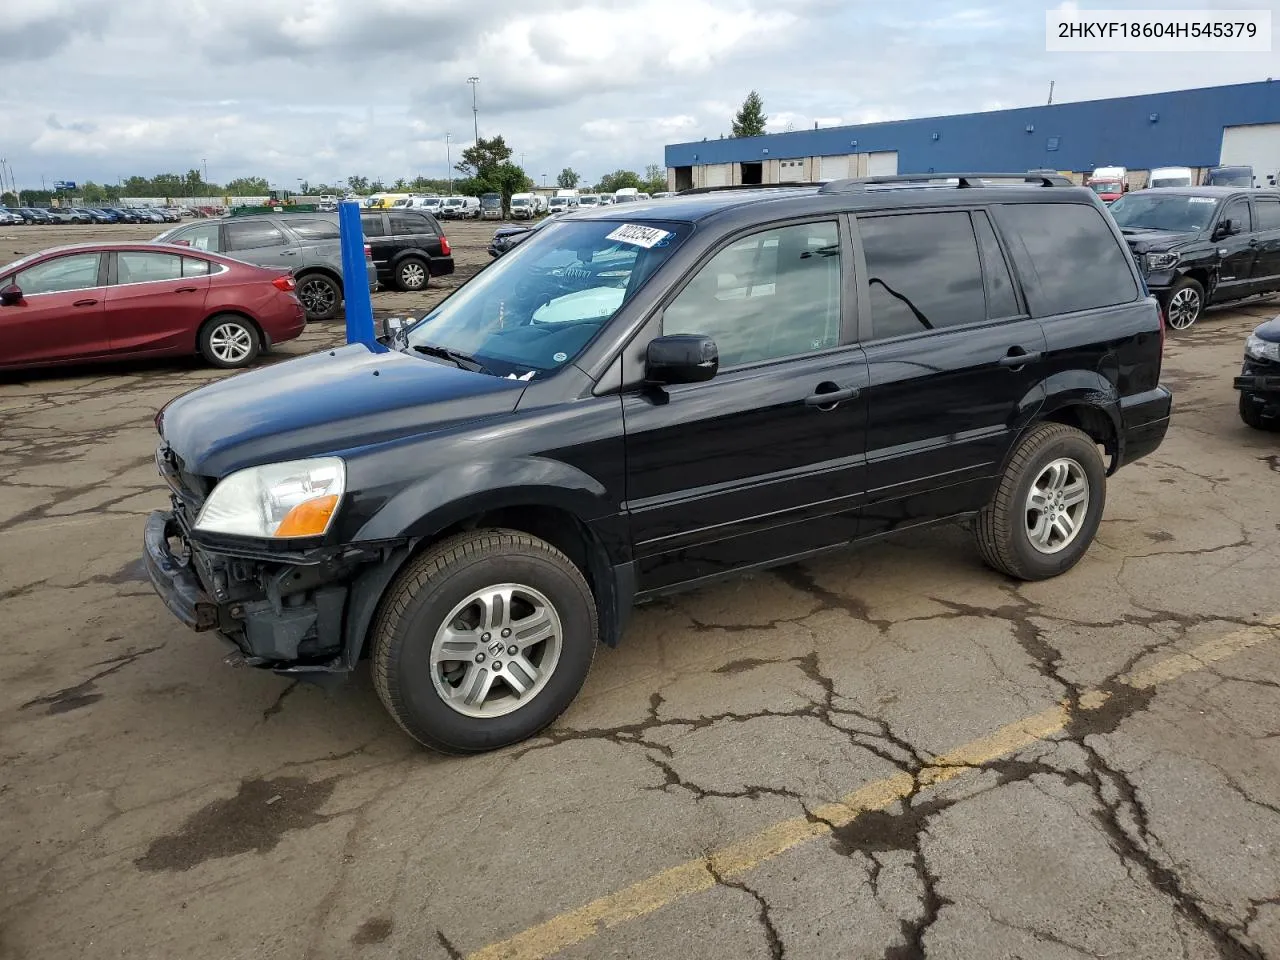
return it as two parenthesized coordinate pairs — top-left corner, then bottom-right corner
(972, 211), (1020, 319)
(390, 213), (434, 236)
(15, 253), (102, 295)
(182, 257), (212, 277)
(361, 215), (386, 238)
(285, 219), (340, 241)
(225, 221), (286, 251)
(171, 222), (221, 252)
(998, 203), (1137, 316)
(1221, 198), (1253, 233)
(859, 212), (985, 339)
(1253, 198), (1280, 231)
(117, 252), (183, 284)
(663, 221), (841, 367)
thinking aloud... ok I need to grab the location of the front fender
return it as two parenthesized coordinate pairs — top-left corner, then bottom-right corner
(351, 456), (617, 542)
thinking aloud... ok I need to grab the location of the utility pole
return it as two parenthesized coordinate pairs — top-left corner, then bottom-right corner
(446, 133), (452, 195)
(467, 77), (480, 144)
(203, 157), (208, 185)
(1047, 81), (1055, 105)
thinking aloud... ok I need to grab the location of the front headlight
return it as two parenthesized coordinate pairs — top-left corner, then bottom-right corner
(1246, 334), (1280, 362)
(1145, 251), (1179, 272)
(194, 457), (345, 539)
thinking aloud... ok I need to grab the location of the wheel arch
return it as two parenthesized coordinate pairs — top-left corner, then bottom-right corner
(294, 265), (344, 292)
(1035, 382), (1122, 474)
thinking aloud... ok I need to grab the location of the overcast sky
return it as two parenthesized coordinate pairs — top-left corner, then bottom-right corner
(1, 0), (1276, 191)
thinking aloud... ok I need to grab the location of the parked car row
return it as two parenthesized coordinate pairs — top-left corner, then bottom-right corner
(0, 205), (188, 225)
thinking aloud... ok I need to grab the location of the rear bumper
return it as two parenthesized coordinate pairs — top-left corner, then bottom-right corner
(430, 256), (455, 277)
(1117, 385), (1173, 468)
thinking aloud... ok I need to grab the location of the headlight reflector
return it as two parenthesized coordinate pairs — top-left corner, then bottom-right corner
(1145, 251), (1179, 272)
(1246, 334), (1280, 362)
(194, 457), (345, 538)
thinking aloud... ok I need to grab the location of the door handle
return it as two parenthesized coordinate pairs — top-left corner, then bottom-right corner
(73, 298), (98, 307)
(175, 286), (198, 293)
(804, 384), (860, 408)
(282, 250), (298, 256)
(1248, 238), (1259, 247)
(998, 347), (1041, 369)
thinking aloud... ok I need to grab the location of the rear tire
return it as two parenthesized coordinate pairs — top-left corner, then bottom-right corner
(1163, 277), (1204, 331)
(372, 530), (598, 754)
(975, 423), (1106, 581)
(395, 257), (429, 291)
(295, 273), (341, 321)
(198, 314), (260, 368)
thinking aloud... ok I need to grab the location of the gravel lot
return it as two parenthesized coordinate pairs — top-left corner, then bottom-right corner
(2, 221), (1280, 960)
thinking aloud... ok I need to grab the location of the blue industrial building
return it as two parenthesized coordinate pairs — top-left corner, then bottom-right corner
(664, 80), (1280, 190)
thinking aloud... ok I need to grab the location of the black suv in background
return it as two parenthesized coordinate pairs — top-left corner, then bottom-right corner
(1109, 186), (1280, 330)
(360, 209), (455, 291)
(145, 173), (1171, 754)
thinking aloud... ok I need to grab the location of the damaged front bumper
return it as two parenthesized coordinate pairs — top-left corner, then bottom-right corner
(143, 509), (396, 674)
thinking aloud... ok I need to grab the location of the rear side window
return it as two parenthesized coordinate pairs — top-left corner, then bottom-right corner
(998, 203), (1137, 316)
(172, 222), (222, 252)
(972, 211), (1020, 319)
(1254, 198), (1280, 230)
(390, 212), (437, 236)
(286, 219), (340, 241)
(859, 211), (985, 339)
(182, 257), (212, 277)
(361, 215), (386, 237)
(225, 221), (286, 251)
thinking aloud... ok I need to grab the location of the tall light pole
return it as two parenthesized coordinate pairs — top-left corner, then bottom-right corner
(202, 158), (208, 183)
(467, 77), (480, 144)
(445, 133), (452, 195)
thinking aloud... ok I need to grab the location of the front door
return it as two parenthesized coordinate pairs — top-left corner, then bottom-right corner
(1212, 196), (1257, 300)
(855, 209), (1048, 534)
(105, 251), (212, 355)
(622, 218), (870, 592)
(0, 252), (108, 367)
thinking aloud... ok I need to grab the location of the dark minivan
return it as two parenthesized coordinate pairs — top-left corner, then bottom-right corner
(359, 208), (455, 291)
(145, 173), (1172, 753)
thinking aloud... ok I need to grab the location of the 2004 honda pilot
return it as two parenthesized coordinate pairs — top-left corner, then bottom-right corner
(145, 174), (1173, 754)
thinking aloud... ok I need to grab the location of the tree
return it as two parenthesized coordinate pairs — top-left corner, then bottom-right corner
(393, 177), (408, 191)
(643, 163), (667, 195)
(455, 135), (514, 179)
(369, 180), (387, 193)
(225, 176), (271, 195)
(597, 169), (643, 193)
(0, 191), (15, 207)
(732, 90), (767, 138)
(346, 175), (370, 194)
(557, 168), (580, 189)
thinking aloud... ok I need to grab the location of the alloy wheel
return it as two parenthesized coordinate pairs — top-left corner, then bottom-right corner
(208, 322), (254, 364)
(1024, 458), (1090, 554)
(1167, 287), (1201, 329)
(298, 278), (337, 315)
(399, 262), (427, 289)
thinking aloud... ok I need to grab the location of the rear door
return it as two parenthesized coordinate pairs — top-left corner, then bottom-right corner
(1212, 196), (1257, 299)
(222, 219), (294, 270)
(623, 218), (869, 591)
(162, 221), (224, 254)
(0, 252), (108, 366)
(1249, 194), (1280, 293)
(105, 251), (212, 354)
(360, 212), (390, 273)
(855, 207), (1049, 533)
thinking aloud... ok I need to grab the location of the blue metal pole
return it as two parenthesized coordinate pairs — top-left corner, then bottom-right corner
(338, 200), (375, 346)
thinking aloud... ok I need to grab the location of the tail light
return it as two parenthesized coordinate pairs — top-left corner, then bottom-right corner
(440, 235), (451, 256)
(364, 243), (372, 258)
(272, 275), (296, 293)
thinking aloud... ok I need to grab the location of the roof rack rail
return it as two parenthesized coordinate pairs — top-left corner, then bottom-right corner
(819, 172), (1073, 193)
(677, 182), (827, 195)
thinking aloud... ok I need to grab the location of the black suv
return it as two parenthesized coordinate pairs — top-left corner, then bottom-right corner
(144, 173), (1171, 754)
(360, 209), (455, 291)
(1109, 186), (1280, 330)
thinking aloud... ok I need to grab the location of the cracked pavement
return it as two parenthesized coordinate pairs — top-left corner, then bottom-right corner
(2, 226), (1280, 960)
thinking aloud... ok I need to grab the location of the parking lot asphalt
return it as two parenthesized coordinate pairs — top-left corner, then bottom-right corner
(2, 223), (1280, 960)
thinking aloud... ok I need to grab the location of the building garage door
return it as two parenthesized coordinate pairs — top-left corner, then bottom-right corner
(703, 164), (729, 188)
(1222, 124), (1280, 184)
(778, 159), (805, 183)
(819, 155), (849, 180)
(867, 151), (898, 176)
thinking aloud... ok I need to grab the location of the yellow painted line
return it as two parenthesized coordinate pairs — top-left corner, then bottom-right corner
(467, 618), (1280, 960)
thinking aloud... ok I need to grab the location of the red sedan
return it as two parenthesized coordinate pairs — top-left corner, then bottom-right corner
(0, 242), (306, 371)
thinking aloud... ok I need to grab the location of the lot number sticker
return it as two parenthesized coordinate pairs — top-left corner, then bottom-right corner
(606, 224), (672, 249)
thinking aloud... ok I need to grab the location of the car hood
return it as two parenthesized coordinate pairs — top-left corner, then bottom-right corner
(1253, 315), (1280, 344)
(1120, 228), (1197, 253)
(158, 343), (526, 477)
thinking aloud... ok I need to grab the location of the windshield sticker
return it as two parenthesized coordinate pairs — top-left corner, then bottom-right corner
(1189, 197), (1217, 204)
(553, 352), (568, 362)
(606, 224), (672, 249)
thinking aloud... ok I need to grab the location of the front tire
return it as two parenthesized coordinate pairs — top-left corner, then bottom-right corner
(372, 530), (598, 754)
(395, 257), (429, 291)
(1163, 277), (1204, 331)
(198, 314), (261, 368)
(975, 423), (1106, 581)
(1239, 393), (1279, 431)
(295, 273), (341, 321)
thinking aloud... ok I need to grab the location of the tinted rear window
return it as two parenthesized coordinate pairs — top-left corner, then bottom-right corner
(361, 215), (386, 237)
(286, 219), (340, 241)
(389, 212), (438, 236)
(998, 203), (1137, 316)
(1255, 198), (1280, 230)
(225, 221), (286, 251)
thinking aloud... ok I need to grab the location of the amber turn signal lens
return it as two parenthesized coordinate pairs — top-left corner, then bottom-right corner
(273, 495), (339, 537)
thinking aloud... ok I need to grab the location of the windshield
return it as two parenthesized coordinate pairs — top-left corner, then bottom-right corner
(1108, 193), (1219, 232)
(405, 219), (689, 379)
(1209, 171), (1252, 186)
(443, 198), (463, 207)
(1089, 181), (1123, 195)
(578, 196), (598, 205)
(481, 196), (501, 207)
(511, 198), (530, 206)
(1150, 176), (1191, 188)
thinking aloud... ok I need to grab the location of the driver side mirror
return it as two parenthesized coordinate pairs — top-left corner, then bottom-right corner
(1212, 219), (1235, 240)
(645, 334), (718, 385)
(0, 283), (23, 307)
